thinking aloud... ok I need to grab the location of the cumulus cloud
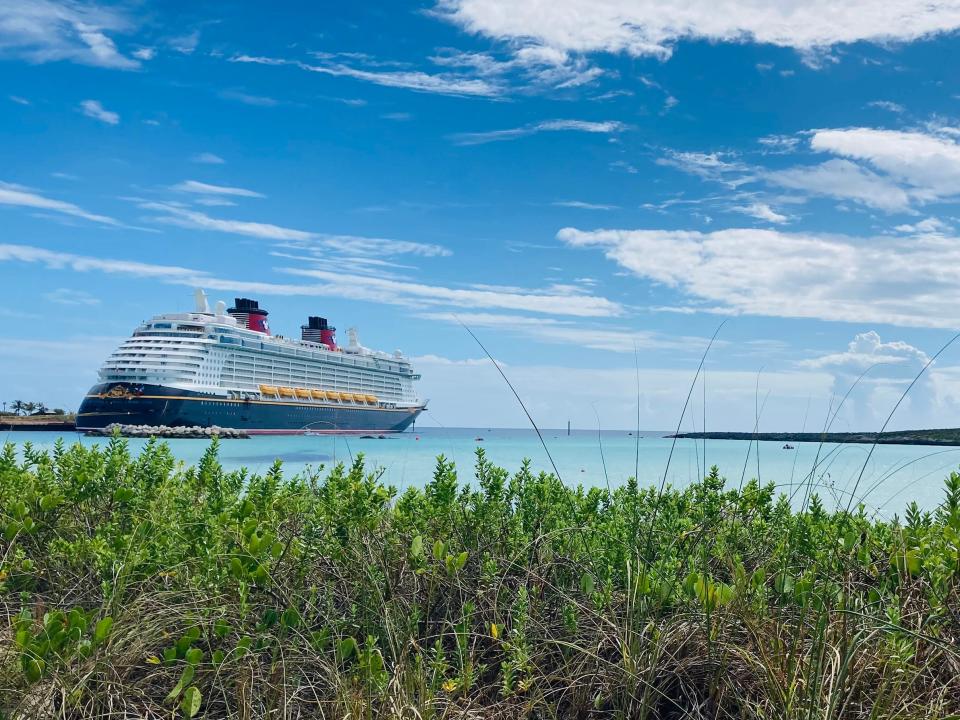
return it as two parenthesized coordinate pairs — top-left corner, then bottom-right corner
(436, 0), (960, 62)
(558, 225), (960, 328)
(0, 181), (118, 225)
(79, 99), (119, 125)
(799, 331), (944, 430)
(0, 0), (139, 69)
(451, 119), (627, 145)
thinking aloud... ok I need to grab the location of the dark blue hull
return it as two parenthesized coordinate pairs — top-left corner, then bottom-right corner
(77, 383), (424, 434)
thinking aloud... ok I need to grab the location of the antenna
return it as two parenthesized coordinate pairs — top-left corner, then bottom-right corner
(193, 288), (210, 313)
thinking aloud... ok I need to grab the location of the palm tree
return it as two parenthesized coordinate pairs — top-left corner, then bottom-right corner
(23, 402), (37, 415)
(36, 402), (49, 414)
(11, 400), (25, 416)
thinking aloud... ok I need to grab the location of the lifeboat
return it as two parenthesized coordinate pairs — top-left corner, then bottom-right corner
(365, 394), (378, 404)
(327, 391), (343, 401)
(295, 388), (311, 399)
(278, 387), (296, 398)
(259, 384), (278, 396)
(311, 389), (327, 400)
(340, 392), (356, 402)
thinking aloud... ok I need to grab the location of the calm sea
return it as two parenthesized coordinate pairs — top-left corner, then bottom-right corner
(4, 427), (958, 517)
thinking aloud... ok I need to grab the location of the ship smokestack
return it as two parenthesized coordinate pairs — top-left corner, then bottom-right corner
(228, 298), (270, 334)
(301, 316), (336, 350)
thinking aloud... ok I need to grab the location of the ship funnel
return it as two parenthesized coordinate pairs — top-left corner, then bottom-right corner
(194, 288), (210, 313)
(302, 316), (336, 350)
(228, 297), (270, 334)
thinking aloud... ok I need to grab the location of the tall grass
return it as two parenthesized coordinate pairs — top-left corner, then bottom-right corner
(2, 436), (960, 718)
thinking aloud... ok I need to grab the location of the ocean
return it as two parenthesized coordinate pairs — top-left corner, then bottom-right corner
(4, 427), (958, 517)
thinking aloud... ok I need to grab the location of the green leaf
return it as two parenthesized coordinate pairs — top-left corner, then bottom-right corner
(580, 572), (595, 596)
(185, 648), (203, 666)
(432, 539), (445, 562)
(410, 534), (424, 560)
(281, 607), (301, 628)
(212, 649), (225, 666)
(455, 551), (468, 571)
(213, 618), (229, 638)
(338, 636), (357, 661)
(166, 665), (195, 702)
(24, 656), (44, 683)
(94, 617), (113, 643)
(181, 686), (202, 718)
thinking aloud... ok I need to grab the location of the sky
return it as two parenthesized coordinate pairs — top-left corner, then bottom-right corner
(4, 1), (960, 431)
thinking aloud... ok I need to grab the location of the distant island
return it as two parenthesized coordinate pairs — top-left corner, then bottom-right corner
(669, 429), (960, 446)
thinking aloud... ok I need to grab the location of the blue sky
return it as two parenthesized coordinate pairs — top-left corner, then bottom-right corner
(4, 1), (960, 430)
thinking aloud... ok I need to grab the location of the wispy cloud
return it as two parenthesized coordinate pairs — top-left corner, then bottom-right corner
(192, 152), (225, 164)
(0, 243), (622, 318)
(171, 180), (265, 198)
(230, 54), (500, 97)
(9, 95), (30, 105)
(451, 119), (627, 145)
(552, 200), (619, 210)
(0, 0), (139, 69)
(417, 311), (707, 353)
(141, 203), (315, 241)
(218, 89), (280, 107)
(43, 287), (100, 306)
(867, 100), (905, 113)
(0, 181), (118, 225)
(79, 99), (119, 125)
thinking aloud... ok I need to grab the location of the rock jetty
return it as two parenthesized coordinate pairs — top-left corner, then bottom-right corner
(87, 424), (249, 439)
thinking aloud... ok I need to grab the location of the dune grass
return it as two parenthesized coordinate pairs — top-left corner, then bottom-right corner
(2, 435), (960, 718)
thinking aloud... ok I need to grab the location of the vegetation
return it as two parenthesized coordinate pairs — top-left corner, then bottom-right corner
(2, 436), (960, 718)
(2, 402), (67, 417)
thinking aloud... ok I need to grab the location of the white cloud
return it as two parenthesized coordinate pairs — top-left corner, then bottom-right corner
(809, 127), (960, 203)
(43, 287), (100, 305)
(729, 201), (788, 223)
(417, 311), (709, 352)
(0, 243), (623, 319)
(192, 152), (225, 164)
(171, 180), (265, 198)
(230, 54), (500, 97)
(141, 203), (315, 241)
(194, 197), (236, 207)
(451, 119), (626, 145)
(436, 0), (960, 62)
(284, 268), (622, 317)
(132, 46), (155, 60)
(765, 158), (911, 211)
(800, 330), (929, 370)
(0, 181), (118, 225)
(0, 0), (139, 69)
(79, 99), (119, 125)
(168, 30), (199, 55)
(558, 225), (960, 328)
(867, 100), (904, 113)
(553, 200), (620, 210)
(219, 89), (279, 107)
(292, 234), (451, 258)
(9, 95), (30, 105)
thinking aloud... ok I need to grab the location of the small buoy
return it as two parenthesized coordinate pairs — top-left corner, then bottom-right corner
(580, 468), (585, 473)
(415, 436), (420, 440)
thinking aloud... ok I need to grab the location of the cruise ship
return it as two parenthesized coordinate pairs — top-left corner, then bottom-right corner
(76, 290), (426, 434)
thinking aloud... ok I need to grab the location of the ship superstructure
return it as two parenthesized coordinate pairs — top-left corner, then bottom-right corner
(77, 290), (425, 433)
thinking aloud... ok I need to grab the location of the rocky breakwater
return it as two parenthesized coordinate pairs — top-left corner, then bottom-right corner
(86, 424), (249, 439)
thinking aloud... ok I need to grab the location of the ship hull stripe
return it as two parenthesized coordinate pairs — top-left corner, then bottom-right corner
(77, 383), (424, 433)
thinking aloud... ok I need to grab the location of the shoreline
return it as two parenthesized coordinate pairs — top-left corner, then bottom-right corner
(668, 429), (960, 446)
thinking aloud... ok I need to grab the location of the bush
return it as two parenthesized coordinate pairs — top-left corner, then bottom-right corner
(1, 437), (959, 718)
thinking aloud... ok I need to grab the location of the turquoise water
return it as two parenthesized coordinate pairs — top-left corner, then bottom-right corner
(4, 427), (959, 517)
